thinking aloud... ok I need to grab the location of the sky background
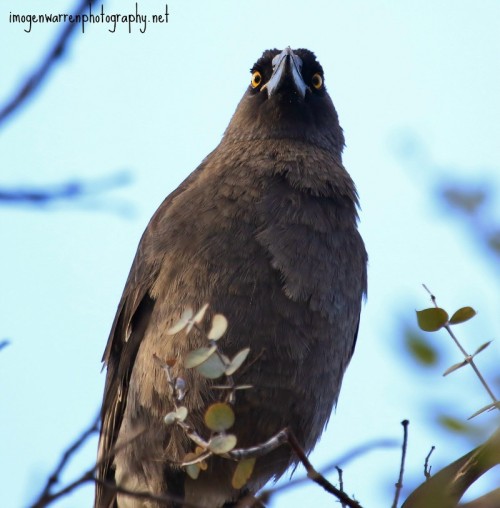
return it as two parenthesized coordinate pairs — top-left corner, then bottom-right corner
(1, 1), (499, 507)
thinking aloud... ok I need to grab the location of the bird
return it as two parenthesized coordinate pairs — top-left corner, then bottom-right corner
(95, 47), (367, 508)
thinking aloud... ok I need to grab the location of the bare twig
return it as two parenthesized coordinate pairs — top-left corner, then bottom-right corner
(93, 477), (202, 508)
(0, 171), (132, 212)
(31, 415), (99, 507)
(229, 429), (290, 461)
(258, 438), (397, 501)
(0, 0), (95, 127)
(32, 417), (148, 507)
(33, 470), (201, 508)
(424, 446), (435, 479)
(284, 429), (362, 508)
(336, 466), (347, 508)
(31, 419), (196, 508)
(392, 420), (409, 508)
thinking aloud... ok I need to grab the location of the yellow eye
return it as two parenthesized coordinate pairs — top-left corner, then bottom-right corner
(251, 71), (262, 88)
(311, 73), (323, 90)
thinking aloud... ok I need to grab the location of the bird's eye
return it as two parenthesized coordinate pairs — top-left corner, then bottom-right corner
(311, 73), (323, 90)
(251, 71), (262, 88)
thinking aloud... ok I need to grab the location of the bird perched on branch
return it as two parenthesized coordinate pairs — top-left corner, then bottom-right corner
(95, 47), (367, 507)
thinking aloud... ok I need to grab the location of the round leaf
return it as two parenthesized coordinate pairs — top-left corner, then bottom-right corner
(225, 348), (250, 376)
(196, 353), (226, 379)
(164, 411), (177, 426)
(164, 406), (188, 425)
(416, 308), (449, 332)
(232, 458), (256, 489)
(208, 434), (237, 454)
(204, 402), (235, 432)
(166, 307), (194, 335)
(208, 314), (228, 341)
(184, 346), (217, 369)
(175, 406), (188, 422)
(450, 306), (477, 325)
(185, 463), (200, 479)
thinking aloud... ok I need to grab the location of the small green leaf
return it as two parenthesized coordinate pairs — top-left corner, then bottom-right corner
(204, 402), (235, 432)
(232, 458), (256, 489)
(208, 314), (228, 341)
(184, 346), (217, 369)
(185, 463), (200, 479)
(175, 406), (188, 422)
(208, 434), (237, 454)
(416, 308), (449, 332)
(449, 306), (477, 325)
(164, 412), (177, 426)
(225, 348), (251, 376)
(196, 353), (226, 379)
(166, 307), (194, 335)
(163, 406), (188, 425)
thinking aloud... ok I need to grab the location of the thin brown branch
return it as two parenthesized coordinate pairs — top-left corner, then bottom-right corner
(31, 414), (99, 507)
(0, 0), (95, 127)
(32, 470), (202, 508)
(32, 418), (146, 507)
(94, 477), (202, 508)
(392, 420), (409, 508)
(228, 429), (289, 461)
(173, 429), (289, 466)
(258, 438), (397, 500)
(31, 469), (94, 508)
(284, 429), (362, 508)
(424, 445), (435, 479)
(31, 420), (196, 508)
(336, 466), (347, 508)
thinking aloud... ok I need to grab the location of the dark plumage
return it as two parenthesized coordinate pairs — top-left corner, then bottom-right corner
(95, 47), (367, 508)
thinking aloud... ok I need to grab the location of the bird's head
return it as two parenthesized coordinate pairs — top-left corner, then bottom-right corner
(224, 47), (345, 154)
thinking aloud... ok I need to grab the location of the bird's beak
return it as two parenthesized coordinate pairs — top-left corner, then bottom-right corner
(263, 47), (307, 99)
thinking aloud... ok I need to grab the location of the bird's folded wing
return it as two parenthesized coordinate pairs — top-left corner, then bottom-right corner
(95, 161), (208, 506)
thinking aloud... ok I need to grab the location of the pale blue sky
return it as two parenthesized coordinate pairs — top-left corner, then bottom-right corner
(1, 1), (499, 507)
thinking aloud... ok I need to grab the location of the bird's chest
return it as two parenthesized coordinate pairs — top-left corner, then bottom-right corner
(166, 169), (356, 316)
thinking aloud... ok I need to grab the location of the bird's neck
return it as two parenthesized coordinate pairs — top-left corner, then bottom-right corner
(213, 137), (356, 201)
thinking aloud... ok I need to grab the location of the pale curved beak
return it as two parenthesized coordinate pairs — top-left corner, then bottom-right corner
(262, 47), (307, 99)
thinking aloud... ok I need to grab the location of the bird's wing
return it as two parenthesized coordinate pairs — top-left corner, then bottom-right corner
(95, 162), (208, 507)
